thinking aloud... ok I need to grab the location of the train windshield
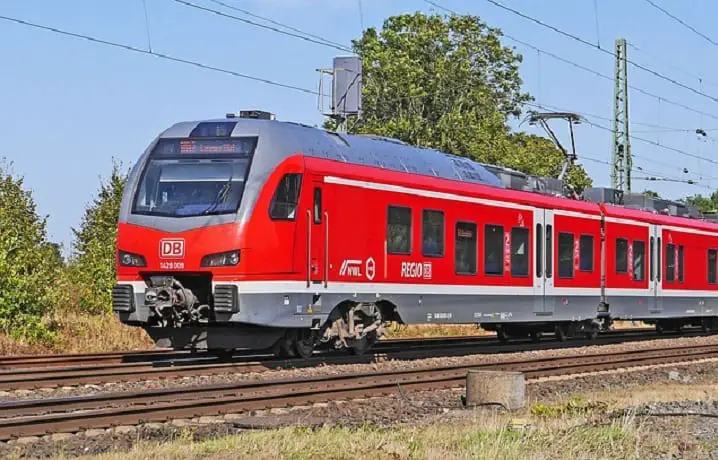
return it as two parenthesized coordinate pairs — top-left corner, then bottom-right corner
(132, 158), (249, 218)
(132, 137), (256, 218)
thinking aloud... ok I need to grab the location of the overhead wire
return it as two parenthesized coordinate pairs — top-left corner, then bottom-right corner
(203, 0), (351, 50)
(0, 13), (324, 96)
(642, 0), (718, 47)
(423, 0), (718, 123)
(524, 102), (718, 184)
(171, 0), (353, 53)
(478, 0), (718, 105)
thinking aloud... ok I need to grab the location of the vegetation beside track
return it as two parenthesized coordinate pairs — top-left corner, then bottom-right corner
(60, 378), (718, 460)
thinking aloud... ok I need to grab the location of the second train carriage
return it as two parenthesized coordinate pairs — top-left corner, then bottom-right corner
(113, 112), (718, 355)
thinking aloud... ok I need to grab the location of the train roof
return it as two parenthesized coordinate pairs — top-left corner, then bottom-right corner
(602, 204), (718, 231)
(159, 117), (505, 190)
(156, 115), (718, 233)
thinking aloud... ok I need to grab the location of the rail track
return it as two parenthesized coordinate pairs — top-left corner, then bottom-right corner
(0, 341), (716, 440)
(0, 328), (683, 391)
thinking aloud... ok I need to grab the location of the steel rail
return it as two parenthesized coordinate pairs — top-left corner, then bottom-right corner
(0, 329), (671, 391)
(0, 328), (654, 370)
(0, 342), (715, 439)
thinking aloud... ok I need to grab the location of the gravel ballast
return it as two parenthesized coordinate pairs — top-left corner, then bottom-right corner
(3, 333), (718, 402)
(4, 353), (718, 458)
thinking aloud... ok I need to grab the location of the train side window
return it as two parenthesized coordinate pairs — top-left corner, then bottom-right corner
(650, 237), (655, 281)
(709, 249), (717, 284)
(666, 243), (675, 282)
(269, 173), (302, 220)
(633, 240), (646, 281)
(484, 224), (504, 276)
(678, 245), (685, 283)
(455, 222), (477, 275)
(511, 227), (529, 277)
(535, 224), (543, 277)
(558, 232), (574, 279)
(615, 238), (628, 274)
(387, 206), (412, 255)
(422, 210), (445, 257)
(313, 188), (322, 224)
(579, 235), (594, 272)
(546, 224), (553, 278)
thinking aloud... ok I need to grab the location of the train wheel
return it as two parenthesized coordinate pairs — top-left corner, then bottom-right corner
(530, 331), (541, 343)
(293, 331), (316, 359)
(496, 328), (509, 344)
(348, 335), (376, 355)
(555, 324), (569, 342)
(584, 329), (598, 340)
(272, 331), (297, 359)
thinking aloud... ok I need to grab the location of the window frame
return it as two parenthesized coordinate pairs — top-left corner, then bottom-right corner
(615, 238), (629, 274)
(544, 224), (554, 279)
(535, 223), (543, 278)
(313, 187), (322, 224)
(633, 240), (646, 282)
(421, 209), (445, 258)
(557, 232), (574, 279)
(510, 226), (530, 278)
(666, 243), (676, 282)
(650, 237), (655, 282)
(708, 249), (717, 285)
(268, 173), (303, 221)
(579, 234), (594, 272)
(386, 205), (412, 255)
(484, 224), (505, 276)
(454, 221), (478, 276)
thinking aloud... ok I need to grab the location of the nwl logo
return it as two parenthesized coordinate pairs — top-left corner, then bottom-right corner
(160, 239), (185, 258)
(339, 259), (362, 277)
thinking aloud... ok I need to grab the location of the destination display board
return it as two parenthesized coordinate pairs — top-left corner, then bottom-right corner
(152, 137), (257, 157)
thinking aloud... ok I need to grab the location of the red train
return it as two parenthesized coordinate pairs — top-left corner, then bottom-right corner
(113, 112), (718, 356)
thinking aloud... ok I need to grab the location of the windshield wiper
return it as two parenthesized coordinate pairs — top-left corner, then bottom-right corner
(201, 175), (234, 215)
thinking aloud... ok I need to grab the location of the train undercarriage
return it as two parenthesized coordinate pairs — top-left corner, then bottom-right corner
(128, 276), (718, 358)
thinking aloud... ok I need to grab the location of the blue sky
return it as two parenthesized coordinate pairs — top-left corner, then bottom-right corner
(1, 0), (717, 250)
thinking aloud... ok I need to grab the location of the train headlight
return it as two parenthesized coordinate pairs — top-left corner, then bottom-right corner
(201, 250), (240, 267)
(119, 251), (146, 267)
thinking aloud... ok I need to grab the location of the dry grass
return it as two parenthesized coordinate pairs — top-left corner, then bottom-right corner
(382, 320), (651, 339)
(50, 311), (155, 354)
(72, 412), (649, 460)
(0, 312), (154, 356)
(382, 323), (491, 339)
(567, 381), (718, 410)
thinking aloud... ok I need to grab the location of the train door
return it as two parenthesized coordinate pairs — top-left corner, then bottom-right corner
(307, 177), (328, 287)
(533, 209), (554, 313)
(649, 224), (663, 313)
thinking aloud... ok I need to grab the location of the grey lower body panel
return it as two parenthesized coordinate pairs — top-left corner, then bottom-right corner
(608, 296), (718, 320)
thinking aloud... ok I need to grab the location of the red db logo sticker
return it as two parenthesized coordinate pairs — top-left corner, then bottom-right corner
(160, 239), (185, 258)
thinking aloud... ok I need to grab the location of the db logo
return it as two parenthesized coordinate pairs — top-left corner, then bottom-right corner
(160, 239), (185, 258)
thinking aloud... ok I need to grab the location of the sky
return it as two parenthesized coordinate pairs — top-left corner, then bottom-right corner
(2, 0), (718, 251)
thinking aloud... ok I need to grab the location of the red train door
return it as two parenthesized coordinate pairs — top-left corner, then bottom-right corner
(306, 177), (327, 287)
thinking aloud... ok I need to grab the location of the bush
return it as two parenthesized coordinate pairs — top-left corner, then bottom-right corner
(0, 163), (60, 342)
(68, 161), (128, 314)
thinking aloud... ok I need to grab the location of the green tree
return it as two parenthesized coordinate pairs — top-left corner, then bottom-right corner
(334, 12), (591, 191)
(643, 190), (660, 198)
(0, 163), (59, 341)
(684, 192), (718, 212)
(69, 162), (128, 314)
